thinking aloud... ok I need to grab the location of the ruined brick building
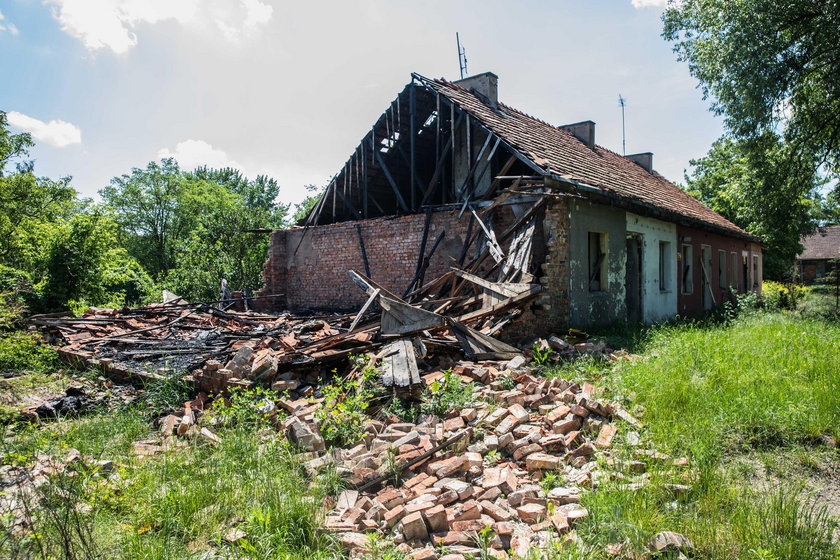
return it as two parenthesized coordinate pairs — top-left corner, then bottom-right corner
(257, 72), (762, 331)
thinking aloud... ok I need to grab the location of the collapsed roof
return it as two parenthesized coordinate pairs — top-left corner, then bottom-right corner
(303, 72), (754, 241)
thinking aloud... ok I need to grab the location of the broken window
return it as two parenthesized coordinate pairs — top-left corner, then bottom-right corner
(681, 244), (693, 294)
(588, 232), (608, 292)
(659, 241), (671, 292)
(718, 250), (727, 288)
(742, 253), (749, 291)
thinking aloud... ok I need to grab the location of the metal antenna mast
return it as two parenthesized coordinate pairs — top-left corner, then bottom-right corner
(618, 94), (627, 156)
(456, 32), (468, 79)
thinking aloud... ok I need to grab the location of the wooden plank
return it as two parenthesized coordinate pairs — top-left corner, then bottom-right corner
(404, 209), (433, 297)
(375, 149), (410, 212)
(349, 288), (380, 332)
(471, 208), (504, 263)
(450, 320), (521, 360)
(347, 270), (405, 303)
(355, 224), (371, 277)
(464, 197), (546, 273)
(451, 268), (533, 299)
(380, 297), (445, 336)
(456, 285), (542, 323)
(379, 339), (419, 388)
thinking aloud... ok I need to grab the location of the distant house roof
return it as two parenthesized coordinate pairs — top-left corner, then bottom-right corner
(425, 77), (750, 239)
(799, 225), (840, 260)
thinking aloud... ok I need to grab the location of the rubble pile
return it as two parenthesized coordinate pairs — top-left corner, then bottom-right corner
(29, 305), (352, 386)
(305, 363), (668, 559)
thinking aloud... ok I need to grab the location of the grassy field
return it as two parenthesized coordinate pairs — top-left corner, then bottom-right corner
(557, 311), (840, 560)
(1, 305), (838, 559)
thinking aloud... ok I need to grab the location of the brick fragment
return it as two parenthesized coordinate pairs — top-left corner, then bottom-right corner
(400, 512), (428, 542)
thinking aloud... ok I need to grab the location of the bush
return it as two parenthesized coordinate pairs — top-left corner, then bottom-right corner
(41, 208), (156, 312)
(420, 369), (474, 418)
(761, 280), (808, 310)
(0, 332), (57, 374)
(316, 359), (378, 446)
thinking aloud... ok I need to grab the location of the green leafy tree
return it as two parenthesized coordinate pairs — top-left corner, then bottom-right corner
(685, 134), (824, 279)
(0, 111), (77, 279)
(100, 159), (192, 279)
(102, 161), (289, 301)
(663, 0), (840, 174)
(41, 207), (154, 311)
(293, 184), (323, 223)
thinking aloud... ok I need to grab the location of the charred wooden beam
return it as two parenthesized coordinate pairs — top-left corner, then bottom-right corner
(374, 149), (410, 213)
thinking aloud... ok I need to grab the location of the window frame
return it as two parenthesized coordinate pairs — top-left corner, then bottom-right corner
(588, 231), (608, 293)
(659, 240), (671, 292)
(681, 243), (694, 295)
(718, 249), (727, 288)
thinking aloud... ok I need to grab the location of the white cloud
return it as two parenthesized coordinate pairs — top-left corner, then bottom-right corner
(7, 111), (82, 148)
(157, 139), (239, 170)
(46, 0), (273, 54)
(0, 10), (20, 35)
(631, 0), (668, 8)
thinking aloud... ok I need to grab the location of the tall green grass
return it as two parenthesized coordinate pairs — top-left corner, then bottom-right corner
(558, 312), (840, 559)
(612, 313), (839, 460)
(1, 406), (343, 559)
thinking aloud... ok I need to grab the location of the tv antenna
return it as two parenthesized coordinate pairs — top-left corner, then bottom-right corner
(618, 94), (627, 155)
(456, 32), (468, 79)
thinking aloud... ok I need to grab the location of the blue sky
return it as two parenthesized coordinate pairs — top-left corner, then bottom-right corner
(0, 0), (725, 206)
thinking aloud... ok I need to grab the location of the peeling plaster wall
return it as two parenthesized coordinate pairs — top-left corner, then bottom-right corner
(568, 201), (626, 327)
(626, 212), (678, 323)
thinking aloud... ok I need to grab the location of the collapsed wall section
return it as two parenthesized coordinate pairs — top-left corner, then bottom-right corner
(259, 209), (481, 312)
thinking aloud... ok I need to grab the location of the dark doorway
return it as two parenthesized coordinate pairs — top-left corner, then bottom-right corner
(625, 236), (643, 323)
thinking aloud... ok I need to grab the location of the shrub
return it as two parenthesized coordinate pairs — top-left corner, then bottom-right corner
(761, 280), (808, 310)
(0, 332), (57, 374)
(316, 358), (379, 446)
(420, 369), (474, 418)
(210, 386), (283, 431)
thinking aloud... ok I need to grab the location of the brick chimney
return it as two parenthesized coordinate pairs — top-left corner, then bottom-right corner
(454, 72), (499, 109)
(559, 121), (595, 148)
(627, 152), (653, 172)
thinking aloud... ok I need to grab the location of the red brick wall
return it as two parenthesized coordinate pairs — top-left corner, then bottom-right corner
(503, 198), (571, 341)
(258, 208), (506, 312)
(257, 201), (574, 340)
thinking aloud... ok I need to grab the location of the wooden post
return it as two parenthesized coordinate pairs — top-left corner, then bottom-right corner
(409, 81), (416, 211)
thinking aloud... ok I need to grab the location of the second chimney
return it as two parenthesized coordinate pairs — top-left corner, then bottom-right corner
(627, 152), (653, 172)
(559, 120), (595, 148)
(454, 72), (499, 109)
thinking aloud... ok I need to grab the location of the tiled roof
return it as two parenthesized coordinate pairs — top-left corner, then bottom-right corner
(799, 225), (840, 260)
(425, 78), (752, 239)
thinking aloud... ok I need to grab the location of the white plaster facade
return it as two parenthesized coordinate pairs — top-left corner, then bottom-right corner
(626, 212), (678, 323)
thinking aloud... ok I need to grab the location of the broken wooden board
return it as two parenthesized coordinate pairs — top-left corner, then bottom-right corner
(379, 297), (446, 336)
(498, 215), (536, 283)
(451, 268), (534, 310)
(449, 320), (522, 360)
(347, 270), (405, 302)
(378, 339), (421, 387)
(456, 285), (541, 324)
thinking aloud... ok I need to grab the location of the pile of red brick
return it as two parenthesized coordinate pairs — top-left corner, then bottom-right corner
(283, 361), (655, 559)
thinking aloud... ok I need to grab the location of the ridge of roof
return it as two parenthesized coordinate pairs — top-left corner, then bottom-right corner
(422, 75), (755, 241)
